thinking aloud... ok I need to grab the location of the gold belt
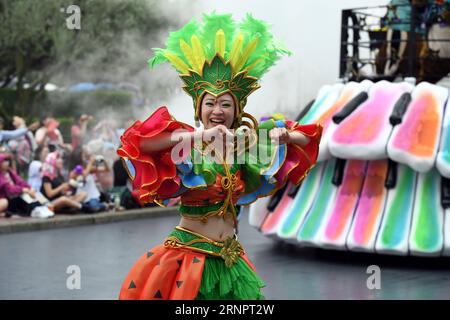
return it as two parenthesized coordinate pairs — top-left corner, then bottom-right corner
(163, 226), (244, 268)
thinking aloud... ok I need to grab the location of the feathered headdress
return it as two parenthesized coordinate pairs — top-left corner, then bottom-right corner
(148, 12), (291, 127)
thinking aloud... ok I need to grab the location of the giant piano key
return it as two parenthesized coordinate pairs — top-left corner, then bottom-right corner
(329, 81), (413, 160)
(317, 81), (373, 162)
(248, 196), (271, 228)
(375, 164), (418, 255)
(318, 160), (367, 249)
(248, 100), (315, 230)
(295, 99), (316, 123)
(248, 180), (289, 229)
(445, 209), (450, 256)
(261, 183), (297, 236)
(436, 98), (450, 178)
(409, 168), (444, 256)
(346, 160), (389, 252)
(299, 84), (343, 125)
(296, 159), (341, 246)
(441, 177), (450, 256)
(277, 161), (327, 241)
(387, 82), (448, 173)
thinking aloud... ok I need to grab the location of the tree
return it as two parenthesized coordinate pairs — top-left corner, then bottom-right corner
(0, 0), (178, 119)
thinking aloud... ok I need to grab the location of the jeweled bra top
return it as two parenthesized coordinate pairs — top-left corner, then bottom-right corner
(178, 155), (244, 224)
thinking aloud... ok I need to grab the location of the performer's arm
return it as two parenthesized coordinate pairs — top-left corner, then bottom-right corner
(288, 131), (310, 146)
(269, 127), (311, 146)
(140, 125), (234, 153)
(140, 130), (201, 153)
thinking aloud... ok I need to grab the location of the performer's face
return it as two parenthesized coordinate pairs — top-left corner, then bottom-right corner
(200, 93), (235, 129)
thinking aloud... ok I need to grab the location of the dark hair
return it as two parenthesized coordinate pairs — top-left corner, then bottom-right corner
(48, 144), (57, 153)
(73, 111), (83, 123)
(40, 113), (53, 126)
(34, 145), (47, 161)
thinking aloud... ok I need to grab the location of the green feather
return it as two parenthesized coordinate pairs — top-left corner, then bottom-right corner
(239, 14), (272, 64)
(148, 12), (291, 80)
(239, 14), (292, 77)
(166, 19), (200, 50)
(148, 21), (199, 69)
(199, 12), (236, 60)
(148, 48), (168, 69)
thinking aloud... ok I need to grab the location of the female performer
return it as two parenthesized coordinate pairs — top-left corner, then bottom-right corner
(118, 13), (322, 300)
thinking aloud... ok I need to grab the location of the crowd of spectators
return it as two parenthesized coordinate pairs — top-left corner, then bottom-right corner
(0, 113), (144, 219)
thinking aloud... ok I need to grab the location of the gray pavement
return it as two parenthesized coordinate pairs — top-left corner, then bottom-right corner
(1, 212), (450, 299)
(0, 207), (176, 234)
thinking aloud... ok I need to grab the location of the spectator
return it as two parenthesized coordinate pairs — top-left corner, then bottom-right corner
(35, 115), (72, 156)
(71, 114), (92, 151)
(0, 198), (8, 217)
(69, 114), (92, 170)
(0, 116), (39, 145)
(92, 118), (120, 147)
(111, 157), (139, 210)
(93, 154), (114, 201)
(40, 152), (87, 213)
(113, 158), (128, 188)
(10, 116), (38, 176)
(0, 153), (51, 218)
(35, 115), (62, 147)
(82, 141), (114, 195)
(70, 157), (107, 213)
(27, 145), (49, 191)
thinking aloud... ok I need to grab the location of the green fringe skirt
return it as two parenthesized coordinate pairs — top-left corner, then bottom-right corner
(168, 228), (266, 300)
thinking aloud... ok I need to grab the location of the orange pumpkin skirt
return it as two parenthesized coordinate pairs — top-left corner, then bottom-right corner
(119, 227), (266, 300)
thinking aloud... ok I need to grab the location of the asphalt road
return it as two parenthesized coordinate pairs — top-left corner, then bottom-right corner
(1, 213), (450, 299)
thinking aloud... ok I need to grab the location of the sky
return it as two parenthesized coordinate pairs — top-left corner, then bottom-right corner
(149, 0), (390, 125)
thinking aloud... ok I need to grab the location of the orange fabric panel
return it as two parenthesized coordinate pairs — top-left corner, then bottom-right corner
(119, 245), (167, 300)
(119, 245), (205, 300)
(119, 245), (260, 300)
(169, 252), (206, 299)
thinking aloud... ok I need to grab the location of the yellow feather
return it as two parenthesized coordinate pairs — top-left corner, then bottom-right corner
(229, 33), (244, 69)
(191, 35), (206, 72)
(234, 38), (259, 72)
(245, 57), (264, 73)
(215, 29), (225, 58)
(179, 39), (196, 71)
(164, 52), (189, 74)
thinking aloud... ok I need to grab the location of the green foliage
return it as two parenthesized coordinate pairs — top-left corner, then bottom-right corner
(46, 90), (133, 116)
(0, 88), (132, 123)
(0, 88), (45, 123)
(0, 0), (171, 115)
(0, 89), (19, 119)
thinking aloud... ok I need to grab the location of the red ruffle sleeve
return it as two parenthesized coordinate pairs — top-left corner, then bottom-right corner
(274, 121), (323, 188)
(117, 106), (194, 205)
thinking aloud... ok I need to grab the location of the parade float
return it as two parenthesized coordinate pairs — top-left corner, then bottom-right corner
(250, 1), (450, 256)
